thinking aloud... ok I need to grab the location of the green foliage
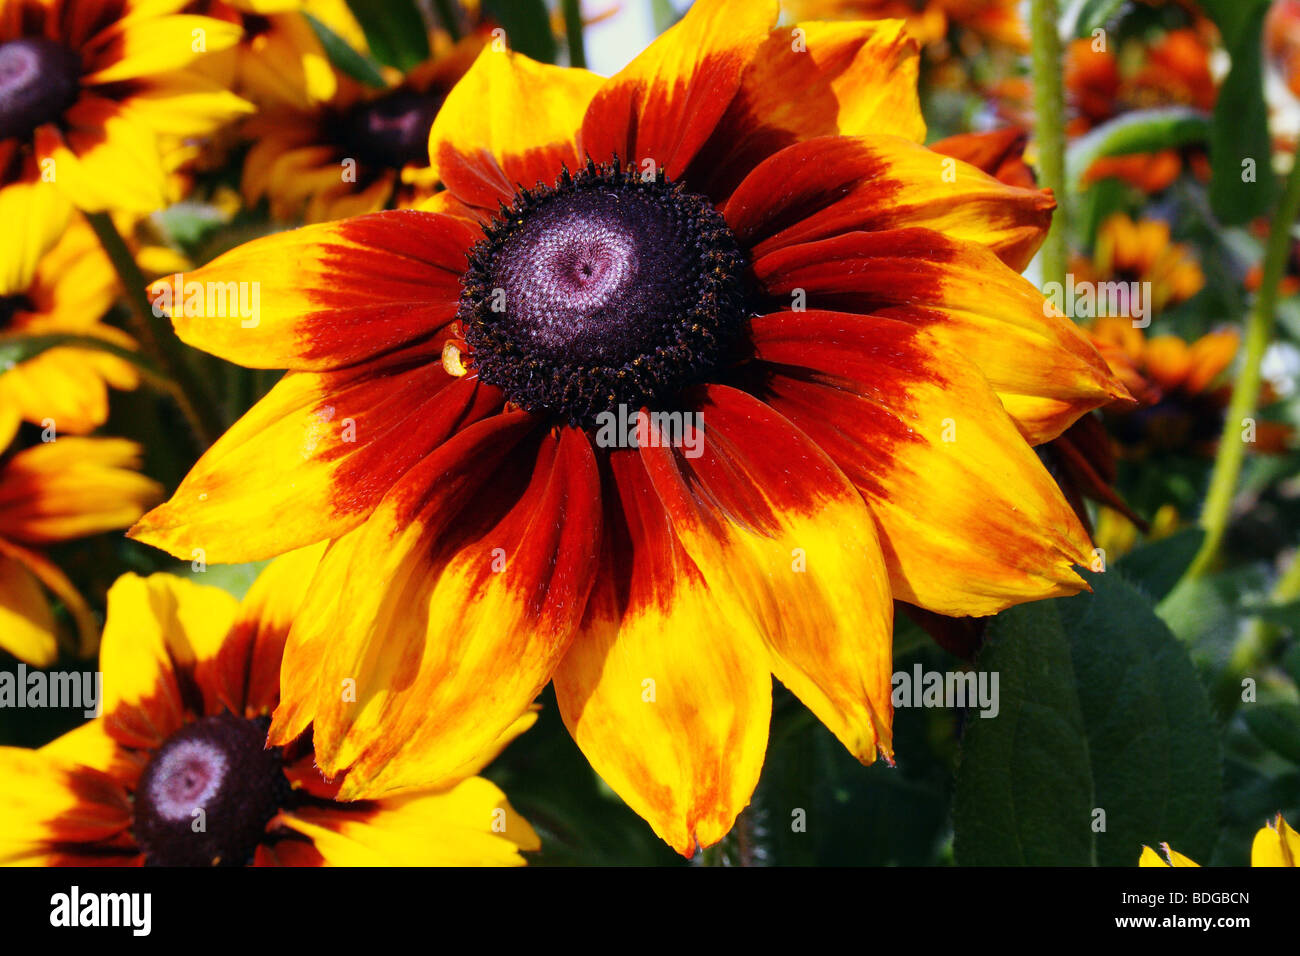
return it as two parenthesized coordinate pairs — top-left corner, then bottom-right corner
(482, 0), (557, 64)
(954, 573), (1221, 865)
(303, 12), (387, 88)
(345, 0), (431, 72)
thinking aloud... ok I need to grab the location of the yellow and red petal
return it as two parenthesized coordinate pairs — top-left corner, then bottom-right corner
(687, 18), (924, 199)
(149, 210), (478, 370)
(744, 310), (1096, 616)
(278, 777), (538, 865)
(81, 14), (244, 84)
(580, 0), (779, 178)
(640, 385), (895, 765)
(129, 359), (503, 563)
(428, 48), (602, 210)
(0, 438), (161, 546)
(751, 228), (1124, 442)
(0, 749), (131, 862)
(34, 100), (170, 214)
(99, 573), (239, 751)
(554, 450), (772, 856)
(273, 414), (601, 798)
(203, 542), (329, 718)
(725, 135), (1055, 272)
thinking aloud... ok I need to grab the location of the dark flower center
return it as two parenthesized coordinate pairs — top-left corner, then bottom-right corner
(0, 293), (33, 330)
(336, 89), (441, 169)
(0, 38), (81, 142)
(133, 713), (288, 867)
(459, 161), (748, 425)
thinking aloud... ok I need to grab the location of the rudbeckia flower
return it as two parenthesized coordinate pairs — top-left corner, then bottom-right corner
(0, 412), (161, 665)
(0, 214), (138, 433)
(0, 547), (540, 866)
(192, 0), (364, 110)
(0, 0), (251, 215)
(781, 0), (1027, 52)
(132, 0), (1126, 854)
(1066, 29), (1217, 193)
(1090, 317), (1292, 457)
(1140, 813), (1299, 867)
(1072, 213), (1205, 317)
(239, 24), (484, 221)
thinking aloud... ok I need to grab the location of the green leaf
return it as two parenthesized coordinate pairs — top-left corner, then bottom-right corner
(1243, 704), (1300, 765)
(954, 573), (1221, 865)
(1066, 0), (1130, 38)
(303, 12), (386, 88)
(1208, 2), (1275, 224)
(1242, 598), (1300, 631)
(1199, 0), (1272, 47)
(1114, 527), (1206, 603)
(1066, 107), (1211, 188)
(345, 0), (430, 72)
(481, 0), (557, 64)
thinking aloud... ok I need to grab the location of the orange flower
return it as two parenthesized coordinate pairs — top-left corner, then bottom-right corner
(131, 0), (1126, 855)
(0, 548), (540, 866)
(1072, 213), (1206, 316)
(781, 0), (1027, 51)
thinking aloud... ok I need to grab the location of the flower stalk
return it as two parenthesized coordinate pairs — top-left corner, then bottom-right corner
(1185, 152), (1300, 580)
(1030, 0), (1068, 287)
(85, 211), (224, 448)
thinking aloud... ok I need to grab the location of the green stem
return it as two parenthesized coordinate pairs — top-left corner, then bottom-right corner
(86, 212), (224, 448)
(562, 0), (586, 69)
(1030, 0), (1068, 287)
(1215, 548), (1300, 712)
(431, 0), (462, 43)
(1185, 154), (1300, 580)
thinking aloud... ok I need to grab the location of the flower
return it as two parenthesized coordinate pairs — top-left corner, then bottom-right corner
(0, 412), (161, 666)
(239, 20), (485, 221)
(1066, 28), (1218, 192)
(131, 0), (1126, 854)
(0, 214), (138, 433)
(0, 546), (540, 866)
(1090, 317), (1292, 457)
(1140, 813), (1299, 866)
(780, 0), (1027, 52)
(0, 0), (252, 216)
(1072, 213), (1206, 317)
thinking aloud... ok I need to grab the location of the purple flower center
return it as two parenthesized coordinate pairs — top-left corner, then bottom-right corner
(336, 89), (442, 170)
(0, 38), (81, 141)
(460, 161), (748, 425)
(133, 713), (287, 867)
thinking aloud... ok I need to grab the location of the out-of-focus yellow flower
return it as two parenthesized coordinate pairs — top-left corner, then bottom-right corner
(0, 217), (137, 434)
(0, 0), (252, 218)
(240, 26), (485, 222)
(0, 548), (540, 866)
(1141, 813), (1300, 866)
(1073, 214), (1206, 316)
(0, 414), (162, 666)
(781, 0), (1027, 51)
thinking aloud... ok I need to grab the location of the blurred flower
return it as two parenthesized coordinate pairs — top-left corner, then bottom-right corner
(1090, 317), (1292, 457)
(1140, 813), (1299, 866)
(240, 27), (484, 221)
(1066, 27), (1218, 192)
(931, 125), (1038, 189)
(0, 415), (161, 666)
(0, 216), (138, 434)
(131, 0), (1126, 855)
(781, 0), (1027, 51)
(0, 0), (252, 216)
(1072, 213), (1206, 316)
(1266, 0), (1300, 101)
(0, 547), (539, 865)
(192, 0), (364, 109)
